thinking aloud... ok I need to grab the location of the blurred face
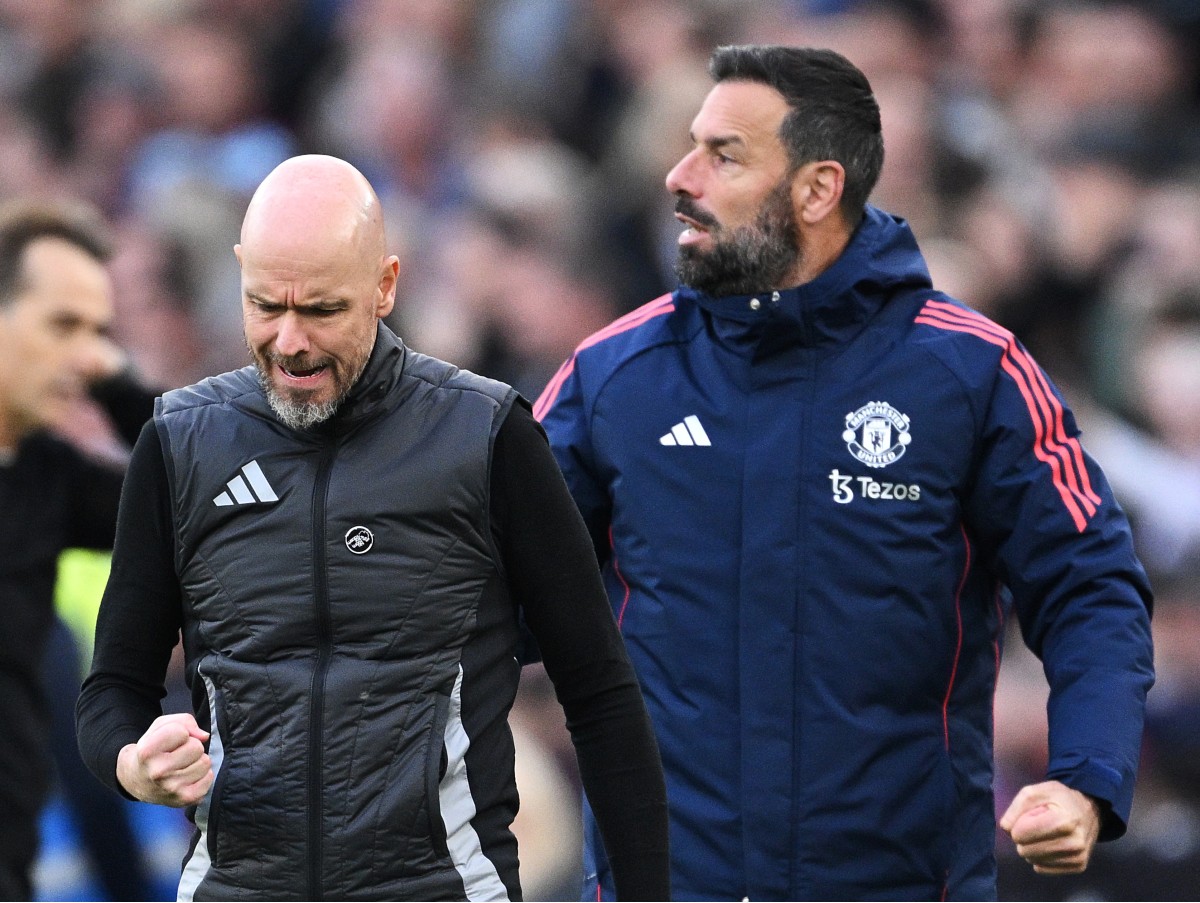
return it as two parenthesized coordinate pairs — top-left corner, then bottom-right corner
(238, 222), (396, 431)
(665, 80), (802, 295)
(1137, 325), (1200, 459)
(0, 238), (116, 444)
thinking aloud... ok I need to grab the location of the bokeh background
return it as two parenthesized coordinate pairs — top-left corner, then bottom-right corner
(4, 0), (1198, 899)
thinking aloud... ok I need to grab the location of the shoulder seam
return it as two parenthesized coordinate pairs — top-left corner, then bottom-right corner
(160, 370), (258, 415)
(914, 298), (1102, 531)
(533, 294), (675, 420)
(405, 366), (512, 407)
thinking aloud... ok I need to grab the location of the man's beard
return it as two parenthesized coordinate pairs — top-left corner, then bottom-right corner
(674, 180), (801, 297)
(251, 348), (369, 431)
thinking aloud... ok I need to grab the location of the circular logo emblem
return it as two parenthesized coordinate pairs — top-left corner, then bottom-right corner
(345, 526), (374, 554)
(843, 401), (912, 468)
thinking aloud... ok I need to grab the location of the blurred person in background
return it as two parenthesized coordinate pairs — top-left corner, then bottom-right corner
(536, 44), (1154, 900)
(0, 107), (58, 203)
(591, 53), (714, 312)
(445, 124), (620, 399)
(1, 0), (104, 162)
(124, 10), (298, 377)
(312, 29), (469, 223)
(76, 154), (669, 902)
(0, 198), (155, 900)
(1043, 183), (1200, 600)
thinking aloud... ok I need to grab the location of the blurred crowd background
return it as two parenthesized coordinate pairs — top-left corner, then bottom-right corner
(2, 0), (1198, 899)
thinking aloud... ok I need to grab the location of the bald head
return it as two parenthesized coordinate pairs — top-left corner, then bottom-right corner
(240, 155), (386, 266)
(237, 155), (399, 431)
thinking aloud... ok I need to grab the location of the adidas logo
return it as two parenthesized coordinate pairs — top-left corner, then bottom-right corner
(659, 415), (711, 447)
(213, 460), (280, 507)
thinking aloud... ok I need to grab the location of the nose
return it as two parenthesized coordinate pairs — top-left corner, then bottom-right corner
(77, 333), (123, 383)
(665, 148), (700, 197)
(274, 311), (311, 357)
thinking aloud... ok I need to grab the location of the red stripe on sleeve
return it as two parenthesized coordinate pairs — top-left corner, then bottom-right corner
(533, 295), (675, 421)
(998, 355), (1090, 530)
(1010, 343), (1102, 508)
(533, 357), (576, 421)
(921, 303), (1097, 510)
(916, 302), (1098, 530)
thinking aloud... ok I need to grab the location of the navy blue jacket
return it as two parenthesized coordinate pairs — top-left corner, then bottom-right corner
(536, 206), (1154, 900)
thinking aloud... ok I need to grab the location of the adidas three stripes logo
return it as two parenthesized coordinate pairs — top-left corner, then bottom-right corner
(660, 415), (711, 447)
(213, 460), (279, 507)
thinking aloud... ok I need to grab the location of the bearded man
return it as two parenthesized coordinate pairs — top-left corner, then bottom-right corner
(536, 45), (1153, 901)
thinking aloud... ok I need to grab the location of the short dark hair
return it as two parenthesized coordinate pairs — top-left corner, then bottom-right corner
(0, 199), (113, 308)
(709, 45), (884, 221)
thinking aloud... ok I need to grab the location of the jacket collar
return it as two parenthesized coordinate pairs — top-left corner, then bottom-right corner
(318, 321), (407, 431)
(677, 205), (932, 352)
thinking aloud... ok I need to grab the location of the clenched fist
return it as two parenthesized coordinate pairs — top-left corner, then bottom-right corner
(1000, 780), (1101, 875)
(116, 712), (214, 807)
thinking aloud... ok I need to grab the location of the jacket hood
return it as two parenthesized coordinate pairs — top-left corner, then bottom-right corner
(679, 205), (932, 350)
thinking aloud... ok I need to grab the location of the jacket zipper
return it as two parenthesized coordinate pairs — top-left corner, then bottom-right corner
(307, 442), (336, 900)
(788, 338), (818, 898)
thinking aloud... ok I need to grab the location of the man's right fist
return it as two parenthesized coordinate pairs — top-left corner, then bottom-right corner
(116, 712), (214, 807)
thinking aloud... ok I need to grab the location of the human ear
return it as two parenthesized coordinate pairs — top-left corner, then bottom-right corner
(793, 161), (845, 225)
(375, 255), (400, 318)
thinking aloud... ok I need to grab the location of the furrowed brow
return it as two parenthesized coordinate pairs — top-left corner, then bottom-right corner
(703, 134), (746, 153)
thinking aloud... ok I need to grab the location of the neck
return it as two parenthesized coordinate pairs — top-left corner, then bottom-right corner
(786, 217), (854, 288)
(0, 413), (16, 458)
(0, 394), (35, 454)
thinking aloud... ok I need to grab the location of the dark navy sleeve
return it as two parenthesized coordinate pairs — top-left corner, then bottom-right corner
(963, 343), (1154, 839)
(491, 401), (670, 901)
(533, 356), (613, 565)
(76, 420), (183, 796)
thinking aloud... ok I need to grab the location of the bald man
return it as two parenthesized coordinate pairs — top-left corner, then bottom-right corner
(77, 156), (669, 902)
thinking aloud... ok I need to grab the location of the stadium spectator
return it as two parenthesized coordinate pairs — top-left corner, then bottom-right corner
(0, 198), (155, 900)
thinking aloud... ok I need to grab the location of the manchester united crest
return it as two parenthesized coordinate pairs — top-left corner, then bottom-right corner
(843, 401), (912, 468)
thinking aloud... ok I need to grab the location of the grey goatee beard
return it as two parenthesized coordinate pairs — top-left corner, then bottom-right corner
(675, 180), (801, 297)
(253, 350), (370, 431)
(259, 376), (341, 431)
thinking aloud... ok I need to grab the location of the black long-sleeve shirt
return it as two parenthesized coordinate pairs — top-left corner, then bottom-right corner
(0, 370), (156, 889)
(0, 433), (125, 861)
(77, 401), (669, 900)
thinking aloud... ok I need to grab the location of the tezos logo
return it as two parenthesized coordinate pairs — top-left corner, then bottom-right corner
(843, 401), (911, 468)
(829, 469), (921, 505)
(345, 526), (374, 554)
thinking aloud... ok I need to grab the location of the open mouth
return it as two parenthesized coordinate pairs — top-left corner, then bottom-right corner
(673, 198), (718, 245)
(281, 364), (327, 379)
(675, 212), (714, 245)
(674, 197), (718, 230)
(274, 358), (332, 385)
